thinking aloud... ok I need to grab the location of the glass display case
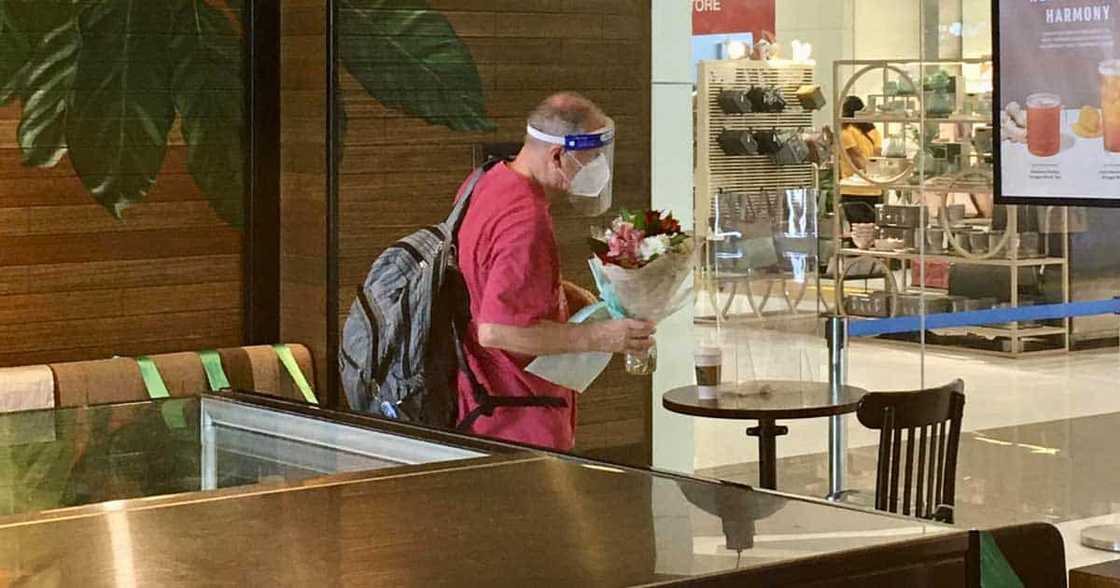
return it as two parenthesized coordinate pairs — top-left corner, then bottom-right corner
(0, 393), (486, 518)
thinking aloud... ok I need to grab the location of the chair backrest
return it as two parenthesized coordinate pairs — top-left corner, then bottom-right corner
(51, 344), (317, 408)
(856, 379), (965, 523)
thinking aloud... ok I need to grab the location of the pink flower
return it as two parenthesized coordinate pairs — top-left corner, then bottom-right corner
(607, 222), (644, 268)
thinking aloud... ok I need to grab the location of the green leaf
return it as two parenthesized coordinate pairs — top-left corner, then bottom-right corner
(8, 0), (79, 167)
(0, 0), (31, 105)
(338, 0), (496, 132)
(587, 237), (609, 256)
(66, 0), (177, 217)
(169, 0), (246, 227)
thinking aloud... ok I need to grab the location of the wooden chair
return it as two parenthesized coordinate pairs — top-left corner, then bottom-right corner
(856, 379), (965, 523)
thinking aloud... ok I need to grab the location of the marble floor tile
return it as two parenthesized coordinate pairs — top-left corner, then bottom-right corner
(699, 412), (1120, 570)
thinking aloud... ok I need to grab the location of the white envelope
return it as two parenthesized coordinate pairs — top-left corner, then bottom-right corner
(525, 303), (613, 394)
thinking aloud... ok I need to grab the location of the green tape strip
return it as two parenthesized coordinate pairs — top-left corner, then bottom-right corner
(134, 357), (186, 430)
(273, 344), (318, 405)
(198, 350), (231, 392)
(980, 531), (1025, 588)
(160, 399), (188, 431)
(136, 356), (170, 400)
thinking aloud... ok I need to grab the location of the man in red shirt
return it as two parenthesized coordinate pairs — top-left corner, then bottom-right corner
(455, 93), (654, 451)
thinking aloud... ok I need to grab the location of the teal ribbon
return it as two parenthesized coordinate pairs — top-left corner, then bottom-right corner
(272, 344), (318, 405)
(588, 258), (627, 319)
(198, 350), (231, 392)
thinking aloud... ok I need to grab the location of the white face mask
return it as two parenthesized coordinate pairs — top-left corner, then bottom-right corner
(565, 152), (612, 197)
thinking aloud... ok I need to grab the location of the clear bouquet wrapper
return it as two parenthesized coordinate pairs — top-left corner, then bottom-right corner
(590, 238), (697, 375)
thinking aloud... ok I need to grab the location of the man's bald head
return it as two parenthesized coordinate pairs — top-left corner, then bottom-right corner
(525, 92), (609, 145)
(510, 92), (611, 199)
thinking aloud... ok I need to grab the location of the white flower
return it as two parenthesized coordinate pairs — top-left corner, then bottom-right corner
(639, 234), (671, 261)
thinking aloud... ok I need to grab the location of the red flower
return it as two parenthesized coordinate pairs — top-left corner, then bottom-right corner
(643, 210), (663, 235)
(660, 214), (681, 235)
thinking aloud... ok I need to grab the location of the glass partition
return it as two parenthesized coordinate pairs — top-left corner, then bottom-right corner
(0, 395), (485, 518)
(702, 0), (1120, 543)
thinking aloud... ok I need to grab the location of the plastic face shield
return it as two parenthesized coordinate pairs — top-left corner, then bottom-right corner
(526, 120), (615, 215)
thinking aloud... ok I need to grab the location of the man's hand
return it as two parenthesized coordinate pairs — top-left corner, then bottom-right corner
(588, 319), (656, 354)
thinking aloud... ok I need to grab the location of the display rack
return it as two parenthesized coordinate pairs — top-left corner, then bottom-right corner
(830, 59), (1071, 357)
(696, 59), (817, 236)
(695, 59), (819, 322)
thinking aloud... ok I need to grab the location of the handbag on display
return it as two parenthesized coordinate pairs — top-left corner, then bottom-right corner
(718, 89), (753, 114)
(795, 85), (827, 111)
(718, 129), (759, 156)
(711, 190), (779, 272)
(762, 86), (787, 112)
(753, 129), (781, 155)
(770, 130), (811, 165)
(746, 86), (767, 112)
(738, 191), (781, 270)
(748, 85), (787, 113)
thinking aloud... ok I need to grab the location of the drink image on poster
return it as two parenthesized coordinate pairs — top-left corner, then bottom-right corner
(1027, 93), (1062, 157)
(1101, 60), (1120, 152)
(997, 0), (1120, 203)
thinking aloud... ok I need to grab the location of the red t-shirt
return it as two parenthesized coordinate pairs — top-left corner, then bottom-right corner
(454, 163), (577, 451)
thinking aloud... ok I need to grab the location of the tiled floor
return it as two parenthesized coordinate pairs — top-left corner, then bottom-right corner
(683, 313), (1120, 571)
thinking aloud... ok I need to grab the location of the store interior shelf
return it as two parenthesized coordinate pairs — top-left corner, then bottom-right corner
(939, 325), (1069, 338)
(838, 248), (1067, 267)
(848, 315), (1068, 339)
(839, 115), (992, 124)
(839, 57), (992, 66)
(839, 177), (994, 193)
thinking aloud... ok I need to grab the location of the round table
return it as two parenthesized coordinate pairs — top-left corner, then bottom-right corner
(663, 381), (868, 492)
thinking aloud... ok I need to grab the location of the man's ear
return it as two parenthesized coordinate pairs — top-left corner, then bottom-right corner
(549, 145), (565, 168)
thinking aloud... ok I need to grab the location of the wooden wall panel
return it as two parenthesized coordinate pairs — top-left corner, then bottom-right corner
(0, 21), (247, 371)
(331, 2), (653, 465)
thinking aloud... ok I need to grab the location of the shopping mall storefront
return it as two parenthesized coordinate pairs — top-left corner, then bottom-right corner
(650, 0), (1120, 577)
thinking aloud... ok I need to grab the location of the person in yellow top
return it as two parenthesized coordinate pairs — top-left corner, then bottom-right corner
(839, 96), (882, 223)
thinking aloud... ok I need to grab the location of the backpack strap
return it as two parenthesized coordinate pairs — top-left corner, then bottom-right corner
(449, 283), (567, 433)
(445, 158), (567, 432)
(448, 159), (504, 242)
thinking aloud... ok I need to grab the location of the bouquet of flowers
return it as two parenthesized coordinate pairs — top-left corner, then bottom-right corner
(589, 210), (696, 375)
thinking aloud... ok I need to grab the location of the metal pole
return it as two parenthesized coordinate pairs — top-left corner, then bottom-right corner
(826, 315), (848, 500)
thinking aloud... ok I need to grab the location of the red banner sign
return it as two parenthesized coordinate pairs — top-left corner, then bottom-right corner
(692, 0), (776, 37)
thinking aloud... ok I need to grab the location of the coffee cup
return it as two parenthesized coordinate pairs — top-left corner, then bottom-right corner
(695, 346), (722, 400)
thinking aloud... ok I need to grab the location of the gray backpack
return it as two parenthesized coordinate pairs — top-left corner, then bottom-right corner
(339, 162), (565, 429)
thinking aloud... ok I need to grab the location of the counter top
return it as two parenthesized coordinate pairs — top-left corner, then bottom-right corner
(0, 393), (969, 586)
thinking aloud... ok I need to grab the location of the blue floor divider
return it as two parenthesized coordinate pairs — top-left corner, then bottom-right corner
(847, 299), (1120, 339)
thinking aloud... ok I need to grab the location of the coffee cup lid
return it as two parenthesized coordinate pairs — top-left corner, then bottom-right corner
(695, 345), (722, 357)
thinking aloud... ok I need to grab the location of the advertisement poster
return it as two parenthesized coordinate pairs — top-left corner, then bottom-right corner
(998, 0), (1120, 203)
(692, 0), (775, 37)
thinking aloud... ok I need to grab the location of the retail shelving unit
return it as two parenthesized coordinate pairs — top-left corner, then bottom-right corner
(831, 59), (1071, 357)
(694, 59), (819, 322)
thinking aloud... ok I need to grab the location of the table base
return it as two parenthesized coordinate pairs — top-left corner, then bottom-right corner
(746, 419), (788, 490)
